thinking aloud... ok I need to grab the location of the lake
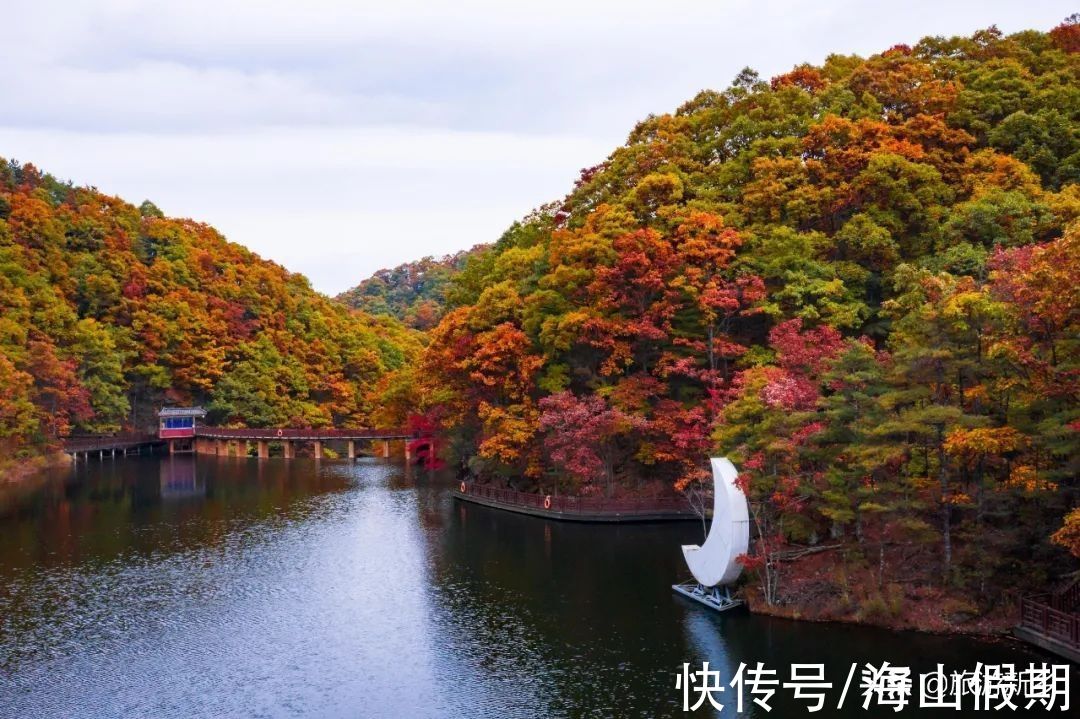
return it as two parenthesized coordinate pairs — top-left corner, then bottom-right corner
(0, 456), (1058, 717)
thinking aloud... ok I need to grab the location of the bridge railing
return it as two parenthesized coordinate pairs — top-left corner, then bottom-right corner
(460, 483), (693, 515)
(1020, 594), (1080, 651)
(193, 427), (418, 440)
(61, 433), (159, 452)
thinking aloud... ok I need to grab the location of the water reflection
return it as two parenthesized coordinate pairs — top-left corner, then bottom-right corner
(159, 456), (204, 500)
(682, 611), (739, 717)
(0, 457), (1056, 718)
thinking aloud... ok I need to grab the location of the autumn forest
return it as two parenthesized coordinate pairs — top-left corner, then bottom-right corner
(3, 20), (1079, 627)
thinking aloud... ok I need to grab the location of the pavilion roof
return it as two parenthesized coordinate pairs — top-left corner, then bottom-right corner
(158, 406), (207, 418)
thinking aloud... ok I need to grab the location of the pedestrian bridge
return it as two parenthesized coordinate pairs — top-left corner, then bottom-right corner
(62, 433), (161, 459)
(193, 427), (414, 441)
(64, 427), (432, 462)
(189, 427), (424, 460)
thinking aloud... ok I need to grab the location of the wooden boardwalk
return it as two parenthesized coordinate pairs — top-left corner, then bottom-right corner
(1016, 582), (1080, 663)
(453, 482), (698, 523)
(62, 433), (162, 458)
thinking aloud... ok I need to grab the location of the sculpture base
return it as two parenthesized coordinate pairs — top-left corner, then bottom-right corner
(672, 581), (744, 612)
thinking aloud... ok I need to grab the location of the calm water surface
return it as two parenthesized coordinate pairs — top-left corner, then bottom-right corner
(0, 456), (1058, 717)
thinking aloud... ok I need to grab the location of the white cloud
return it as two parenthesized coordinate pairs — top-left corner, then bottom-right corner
(1, 0), (1075, 293)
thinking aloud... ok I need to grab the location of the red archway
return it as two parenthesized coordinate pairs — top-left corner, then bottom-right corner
(406, 414), (443, 469)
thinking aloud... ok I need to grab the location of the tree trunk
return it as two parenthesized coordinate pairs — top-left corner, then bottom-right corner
(937, 425), (952, 581)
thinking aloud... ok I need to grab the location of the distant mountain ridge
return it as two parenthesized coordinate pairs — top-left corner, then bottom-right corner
(0, 160), (421, 464)
(336, 246), (486, 329)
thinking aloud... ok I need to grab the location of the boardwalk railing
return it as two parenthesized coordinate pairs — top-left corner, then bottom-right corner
(1019, 594), (1080, 652)
(1051, 580), (1080, 613)
(62, 433), (160, 453)
(193, 428), (418, 440)
(460, 483), (693, 516)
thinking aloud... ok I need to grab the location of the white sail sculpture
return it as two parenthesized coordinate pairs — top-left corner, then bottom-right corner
(672, 457), (750, 611)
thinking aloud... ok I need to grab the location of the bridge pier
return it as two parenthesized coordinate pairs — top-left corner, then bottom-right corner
(258, 440), (269, 459)
(382, 440), (390, 458)
(283, 441), (295, 459)
(313, 440), (323, 460)
(347, 440), (356, 460)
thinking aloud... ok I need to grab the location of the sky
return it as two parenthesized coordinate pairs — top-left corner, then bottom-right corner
(1, 1), (1074, 295)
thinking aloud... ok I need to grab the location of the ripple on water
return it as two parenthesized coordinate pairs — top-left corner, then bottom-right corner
(0, 458), (1050, 719)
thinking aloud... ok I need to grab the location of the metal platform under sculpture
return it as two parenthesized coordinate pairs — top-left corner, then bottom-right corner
(672, 581), (743, 612)
(672, 457), (750, 612)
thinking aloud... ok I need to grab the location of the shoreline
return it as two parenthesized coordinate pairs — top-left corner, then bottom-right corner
(731, 598), (1057, 662)
(1, 452), (69, 484)
(743, 593), (1018, 639)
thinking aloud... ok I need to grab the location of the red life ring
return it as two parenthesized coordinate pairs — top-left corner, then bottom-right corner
(543, 495), (552, 509)
(276, 429), (283, 438)
(460, 481), (466, 493)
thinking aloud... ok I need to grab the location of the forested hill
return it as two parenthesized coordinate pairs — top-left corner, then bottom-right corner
(336, 248), (484, 330)
(400, 20), (1080, 618)
(0, 160), (421, 463)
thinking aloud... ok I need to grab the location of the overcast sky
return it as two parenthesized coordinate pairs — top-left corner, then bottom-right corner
(2, 1), (1073, 295)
